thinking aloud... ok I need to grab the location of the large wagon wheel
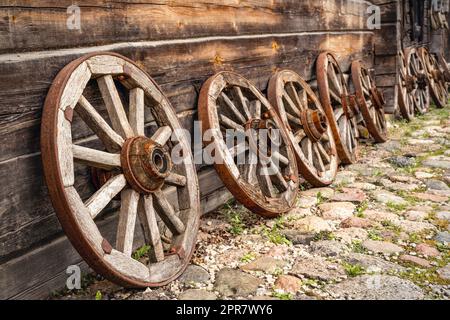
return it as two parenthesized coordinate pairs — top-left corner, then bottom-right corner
(350, 61), (388, 143)
(41, 53), (200, 288)
(267, 70), (338, 187)
(316, 52), (359, 165)
(405, 47), (430, 114)
(397, 50), (416, 121)
(418, 47), (448, 108)
(198, 72), (299, 218)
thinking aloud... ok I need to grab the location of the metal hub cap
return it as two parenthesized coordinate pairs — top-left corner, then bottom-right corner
(300, 109), (328, 142)
(121, 137), (173, 194)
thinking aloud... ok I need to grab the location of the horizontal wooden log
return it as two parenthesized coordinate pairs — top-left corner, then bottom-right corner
(0, 183), (232, 300)
(0, 0), (372, 53)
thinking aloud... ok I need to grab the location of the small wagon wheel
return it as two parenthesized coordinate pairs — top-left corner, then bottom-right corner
(350, 61), (388, 143)
(198, 72), (299, 218)
(418, 47), (448, 108)
(41, 53), (200, 288)
(316, 52), (359, 165)
(397, 50), (416, 121)
(405, 47), (430, 115)
(268, 70), (338, 187)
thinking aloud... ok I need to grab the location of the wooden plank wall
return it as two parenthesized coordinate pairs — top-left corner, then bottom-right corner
(0, 0), (375, 299)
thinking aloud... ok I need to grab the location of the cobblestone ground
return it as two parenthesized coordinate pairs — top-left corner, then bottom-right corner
(54, 107), (450, 300)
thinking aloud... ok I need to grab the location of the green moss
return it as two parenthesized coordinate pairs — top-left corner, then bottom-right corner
(241, 252), (257, 263)
(351, 240), (366, 254)
(314, 231), (335, 241)
(95, 290), (103, 301)
(386, 201), (408, 213)
(132, 244), (151, 261)
(272, 291), (293, 300)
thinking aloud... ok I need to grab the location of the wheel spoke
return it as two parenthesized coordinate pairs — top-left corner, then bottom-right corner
(286, 113), (303, 127)
(73, 145), (121, 170)
(138, 195), (165, 262)
(151, 126), (173, 146)
(221, 92), (247, 124)
(313, 143), (326, 172)
(97, 75), (134, 139)
(76, 96), (124, 152)
(286, 82), (304, 110)
(317, 143), (331, 164)
(85, 174), (127, 219)
(250, 100), (261, 119)
(153, 190), (185, 235)
(165, 172), (187, 187)
(220, 114), (245, 132)
(283, 91), (301, 116)
(233, 87), (252, 119)
(116, 189), (139, 256)
(272, 150), (289, 167)
(129, 88), (145, 136)
(257, 164), (275, 198)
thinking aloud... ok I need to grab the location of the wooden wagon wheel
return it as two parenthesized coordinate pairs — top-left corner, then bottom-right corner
(41, 53), (200, 288)
(198, 72), (299, 218)
(418, 47), (448, 108)
(405, 47), (430, 114)
(316, 52), (359, 165)
(397, 50), (416, 121)
(267, 70), (338, 187)
(350, 61), (388, 143)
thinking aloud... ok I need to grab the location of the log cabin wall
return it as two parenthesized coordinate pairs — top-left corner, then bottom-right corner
(0, 0), (375, 299)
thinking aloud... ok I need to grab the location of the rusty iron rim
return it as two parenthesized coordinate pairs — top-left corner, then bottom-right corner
(268, 69), (338, 187)
(351, 61), (388, 143)
(198, 71), (299, 218)
(41, 52), (200, 288)
(418, 47), (448, 108)
(316, 52), (359, 165)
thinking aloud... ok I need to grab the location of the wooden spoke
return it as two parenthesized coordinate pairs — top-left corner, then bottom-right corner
(76, 95), (125, 152)
(221, 92), (247, 124)
(73, 145), (121, 170)
(199, 71), (299, 217)
(313, 144), (326, 172)
(286, 82), (304, 111)
(129, 87), (145, 136)
(317, 143), (331, 164)
(85, 174), (127, 219)
(97, 75), (134, 139)
(116, 189), (140, 256)
(138, 195), (165, 262)
(220, 114), (245, 132)
(286, 113), (303, 127)
(165, 172), (187, 187)
(151, 126), (172, 146)
(153, 190), (185, 235)
(283, 91), (301, 116)
(233, 87), (252, 119)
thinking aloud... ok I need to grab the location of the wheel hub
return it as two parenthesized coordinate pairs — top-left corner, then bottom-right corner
(300, 109), (328, 142)
(405, 75), (417, 93)
(121, 136), (172, 194)
(416, 73), (428, 90)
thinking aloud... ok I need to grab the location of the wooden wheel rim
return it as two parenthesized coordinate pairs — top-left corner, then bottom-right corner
(351, 61), (388, 143)
(405, 47), (430, 115)
(418, 47), (448, 108)
(316, 52), (359, 165)
(438, 53), (450, 84)
(198, 72), (299, 218)
(268, 70), (338, 187)
(41, 53), (200, 288)
(397, 50), (416, 121)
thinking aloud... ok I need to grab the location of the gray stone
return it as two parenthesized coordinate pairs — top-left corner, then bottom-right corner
(309, 240), (348, 257)
(425, 179), (450, 191)
(241, 257), (287, 273)
(343, 253), (405, 273)
(326, 275), (424, 300)
(351, 182), (378, 191)
(334, 228), (368, 244)
(437, 264), (450, 281)
(399, 221), (437, 233)
(372, 190), (408, 206)
(333, 171), (357, 185)
(436, 211), (450, 221)
(435, 231), (450, 244)
(178, 265), (210, 285)
(289, 216), (334, 233)
(319, 202), (356, 221)
(379, 140), (402, 152)
(388, 156), (416, 168)
(214, 269), (263, 297)
(422, 157), (450, 170)
(290, 256), (346, 281)
(178, 289), (217, 300)
(299, 187), (335, 199)
(281, 230), (315, 245)
(362, 240), (404, 255)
